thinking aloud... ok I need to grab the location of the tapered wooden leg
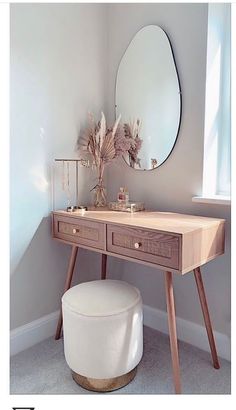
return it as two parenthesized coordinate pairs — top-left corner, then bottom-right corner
(55, 246), (78, 340)
(194, 267), (220, 369)
(101, 254), (107, 280)
(165, 271), (181, 394)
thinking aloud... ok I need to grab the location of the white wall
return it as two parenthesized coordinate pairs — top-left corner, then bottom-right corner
(10, 3), (110, 329)
(106, 3), (231, 337)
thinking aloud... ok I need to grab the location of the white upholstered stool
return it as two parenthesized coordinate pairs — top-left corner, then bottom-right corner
(62, 279), (143, 392)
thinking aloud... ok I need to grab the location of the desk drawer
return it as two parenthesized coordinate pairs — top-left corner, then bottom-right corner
(107, 224), (180, 269)
(53, 215), (105, 250)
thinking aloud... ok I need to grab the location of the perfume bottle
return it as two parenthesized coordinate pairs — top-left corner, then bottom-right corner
(124, 187), (129, 204)
(117, 187), (125, 202)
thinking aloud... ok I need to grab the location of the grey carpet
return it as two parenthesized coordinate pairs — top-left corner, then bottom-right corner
(10, 326), (230, 395)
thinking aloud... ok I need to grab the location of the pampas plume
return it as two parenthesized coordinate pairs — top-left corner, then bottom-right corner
(78, 112), (129, 167)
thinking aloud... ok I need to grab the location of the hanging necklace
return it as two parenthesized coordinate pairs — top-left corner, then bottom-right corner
(61, 160), (65, 191)
(66, 161), (71, 206)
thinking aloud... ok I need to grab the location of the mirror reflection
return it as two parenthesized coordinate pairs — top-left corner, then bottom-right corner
(116, 25), (181, 170)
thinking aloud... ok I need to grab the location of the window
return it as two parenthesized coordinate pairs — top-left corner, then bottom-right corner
(193, 4), (231, 205)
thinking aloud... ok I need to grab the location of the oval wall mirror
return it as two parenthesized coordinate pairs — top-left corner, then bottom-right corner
(115, 25), (181, 170)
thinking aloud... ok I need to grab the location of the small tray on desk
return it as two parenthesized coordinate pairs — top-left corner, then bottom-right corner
(108, 201), (145, 212)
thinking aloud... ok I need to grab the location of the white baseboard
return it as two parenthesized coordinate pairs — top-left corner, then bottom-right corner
(10, 310), (60, 356)
(143, 304), (231, 362)
(10, 305), (231, 362)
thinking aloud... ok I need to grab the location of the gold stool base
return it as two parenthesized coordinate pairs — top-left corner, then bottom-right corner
(71, 366), (137, 392)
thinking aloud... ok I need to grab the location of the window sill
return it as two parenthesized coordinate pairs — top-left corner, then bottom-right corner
(192, 195), (231, 205)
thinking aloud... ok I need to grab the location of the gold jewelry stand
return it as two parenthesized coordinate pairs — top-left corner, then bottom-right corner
(54, 158), (89, 211)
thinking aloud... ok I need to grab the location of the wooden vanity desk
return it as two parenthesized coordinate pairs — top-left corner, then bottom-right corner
(52, 209), (225, 394)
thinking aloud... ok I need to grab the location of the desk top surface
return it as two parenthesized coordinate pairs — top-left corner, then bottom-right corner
(53, 209), (225, 235)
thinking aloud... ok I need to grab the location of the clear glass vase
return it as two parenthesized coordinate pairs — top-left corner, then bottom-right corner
(94, 178), (107, 207)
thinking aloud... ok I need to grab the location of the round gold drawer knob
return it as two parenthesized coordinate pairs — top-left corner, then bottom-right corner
(134, 242), (141, 249)
(72, 228), (79, 234)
